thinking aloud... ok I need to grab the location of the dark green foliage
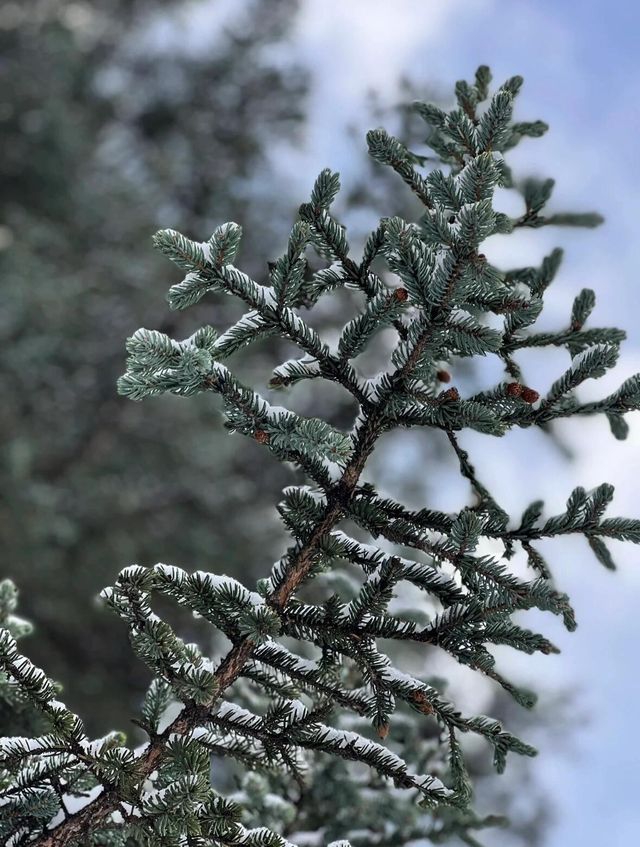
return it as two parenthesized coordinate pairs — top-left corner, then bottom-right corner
(0, 0), (307, 735)
(2, 67), (638, 847)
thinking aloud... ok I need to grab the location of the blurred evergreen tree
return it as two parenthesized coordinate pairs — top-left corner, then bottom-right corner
(0, 0), (306, 732)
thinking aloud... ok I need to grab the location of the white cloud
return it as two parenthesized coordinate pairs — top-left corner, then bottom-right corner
(270, 0), (495, 192)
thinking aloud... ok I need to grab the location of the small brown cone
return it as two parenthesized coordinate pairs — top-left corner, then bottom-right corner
(254, 429), (270, 444)
(441, 387), (460, 402)
(521, 387), (540, 404)
(394, 287), (409, 302)
(506, 382), (523, 397)
(410, 689), (434, 715)
(377, 722), (390, 740)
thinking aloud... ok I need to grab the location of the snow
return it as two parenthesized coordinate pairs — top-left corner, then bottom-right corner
(182, 329), (207, 348)
(317, 725), (407, 770)
(140, 782), (175, 809)
(153, 563), (185, 583)
(199, 656), (215, 673)
(241, 827), (297, 847)
(118, 564), (147, 580)
(156, 698), (183, 734)
(282, 308), (323, 347)
(51, 783), (104, 818)
(4, 614), (31, 632)
(134, 327), (185, 351)
(77, 738), (104, 757)
(399, 557), (457, 587)
(290, 831), (326, 847)
(350, 406), (369, 435)
(0, 736), (49, 753)
(378, 666), (423, 692)
(258, 286), (278, 309)
(263, 403), (293, 421)
(331, 530), (385, 561)
(199, 240), (212, 262)
(220, 265), (255, 296)
(568, 343), (611, 373)
(213, 310), (265, 349)
(287, 699), (309, 720)
(414, 773), (449, 794)
(188, 726), (215, 742)
(253, 642), (319, 674)
(365, 371), (393, 395)
(175, 269), (203, 288)
(283, 484), (325, 502)
(274, 355), (321, 374)
(214, 701), (263, 726)
(191, 570), (263, 607)
(78, 732), (125, 757)
(319, 459), (344, 482)
(8, 656), (54, 700)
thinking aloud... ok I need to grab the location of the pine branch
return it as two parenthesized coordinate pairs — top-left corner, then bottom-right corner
(4, 66), (640, 847)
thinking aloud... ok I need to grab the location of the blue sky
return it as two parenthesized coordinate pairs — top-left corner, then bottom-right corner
(281, 2), (640, 842)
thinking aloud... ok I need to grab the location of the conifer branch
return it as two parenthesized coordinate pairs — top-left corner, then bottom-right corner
(3, 67), (639, 847)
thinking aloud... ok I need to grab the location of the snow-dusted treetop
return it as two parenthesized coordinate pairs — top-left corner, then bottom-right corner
(2, 66), (639, 847)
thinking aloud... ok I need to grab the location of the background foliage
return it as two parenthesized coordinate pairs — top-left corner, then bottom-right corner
(1, 0), (308, 732)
